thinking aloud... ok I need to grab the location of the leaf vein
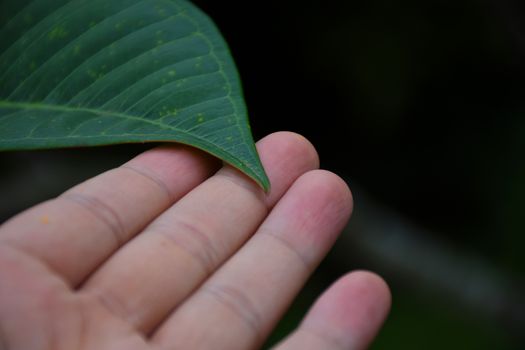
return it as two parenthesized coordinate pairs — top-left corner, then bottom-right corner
(42, 14), (191, 102)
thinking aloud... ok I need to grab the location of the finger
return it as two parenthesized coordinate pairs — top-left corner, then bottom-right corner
(0, 244), (73, 350)
(0, 245), (150, 350)
(81, 132), (320, 333)
(274, 271), (391, 350)
(151, 170), (353, 350)
(0, 145), (219, 286)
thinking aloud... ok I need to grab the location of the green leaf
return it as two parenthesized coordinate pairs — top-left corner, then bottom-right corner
(0, 0), (269, 191)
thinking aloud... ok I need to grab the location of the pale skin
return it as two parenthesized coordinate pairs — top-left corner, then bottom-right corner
(0, 132), (391, 350)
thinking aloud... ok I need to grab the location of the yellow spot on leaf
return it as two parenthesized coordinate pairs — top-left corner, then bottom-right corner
(87, 69), (103, 80)
(48, 26), (68, 40)
(156, 6), (167, 17)
(168, 70), (176, 76)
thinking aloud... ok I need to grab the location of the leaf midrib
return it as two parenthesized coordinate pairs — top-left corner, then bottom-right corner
(0, 99), (253, 167)
(0, 99), (264, 185)
(0, 100), (194, 132)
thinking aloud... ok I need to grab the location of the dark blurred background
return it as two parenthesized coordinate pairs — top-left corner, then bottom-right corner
(1, 0), (524, 348)
(192, 0), (525, 348)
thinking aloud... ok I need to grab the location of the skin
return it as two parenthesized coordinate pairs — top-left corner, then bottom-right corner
(0, 132), (391, 350)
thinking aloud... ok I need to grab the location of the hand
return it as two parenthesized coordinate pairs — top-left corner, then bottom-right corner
(0, 132), (390, 350)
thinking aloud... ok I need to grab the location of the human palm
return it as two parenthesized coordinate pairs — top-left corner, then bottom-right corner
(0, 132), (390, 350)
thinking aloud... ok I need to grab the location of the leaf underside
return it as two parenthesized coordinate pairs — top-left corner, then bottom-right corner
(0, 0), (269, 191)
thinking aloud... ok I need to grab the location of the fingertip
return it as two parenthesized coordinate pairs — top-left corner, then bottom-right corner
(288, 169), (354, 231)
(305, 169), (354, 217)
(300, 270), (391, 350)
(258, 131), (320, 170)
(253, 132), (321, 206)
(335, 271), (392, 332)
(343, 270), (392, 311)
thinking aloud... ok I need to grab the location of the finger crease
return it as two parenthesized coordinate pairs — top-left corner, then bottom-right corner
(259, 229), (310, 270)
(203, 283), (262, 340)
(120, 164), (173, 202)
(0, 242), (66, 285)
(0, 324), (7, 350)
(151, 219), (220, 275)
(87, 289), (130, 326)
(60, 193), (126, 247)
(75, 298), (90, 350)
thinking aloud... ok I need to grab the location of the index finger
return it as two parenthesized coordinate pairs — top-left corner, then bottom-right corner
(0, 144), (219, 286)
